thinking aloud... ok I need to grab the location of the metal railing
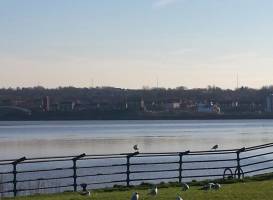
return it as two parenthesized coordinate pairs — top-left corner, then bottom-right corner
(1, 143), (273, 197)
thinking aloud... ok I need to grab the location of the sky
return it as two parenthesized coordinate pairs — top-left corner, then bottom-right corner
(1, 0), (273, 89)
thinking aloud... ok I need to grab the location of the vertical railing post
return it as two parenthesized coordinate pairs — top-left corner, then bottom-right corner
(236, 147), (245, 179)
(72, 153), (86, 192)
(178, 150), (190, 183)
(126, 152), (139, 187)
(12, 157), (26, 197)
(178, 153), (182, 183)
(126, 155), (130, 187)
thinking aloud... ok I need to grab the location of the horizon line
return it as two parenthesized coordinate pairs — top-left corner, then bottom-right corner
(1, 84), (273, 91)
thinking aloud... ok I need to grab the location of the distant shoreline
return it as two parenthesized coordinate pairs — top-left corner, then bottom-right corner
(2, 111), (273, 121)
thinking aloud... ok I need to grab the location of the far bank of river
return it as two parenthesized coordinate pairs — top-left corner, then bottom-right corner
(2, 110), (273, 121)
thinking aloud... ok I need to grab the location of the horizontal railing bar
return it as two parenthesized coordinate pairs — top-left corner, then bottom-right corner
(0, 151), (238, 163)
(241, 158), (273, 167)
(86, 180), (126, 185)
(182, 166), (237, 171)
(77, 171), (126, 177)
(0, 190), (13, 194)
(131, 176), (178, 182)
(131, 169), (178, 174)
(0, 162), (13, 166)
(26, 153), (126, 161)
(182, 174), (223, 178)
(183, 158), (236, 163)
(26, 155), (75, 161)
(187, 151), (237, 156)
(0, 180), (13, 185)
(130, 161), (178, 166)
(0, 171), (12, 175)
(246, 143), (273, 152)
(86, 153), (129, 157)
(134, 154), (179, 158)
(241, 152), (273, 160)
(244, 166), (273, 174)
(83, 156), (127, 160)
(246, 146), (273, 152)
(138, 149), (238, 155)
(17, 167), (73, 174)
(17, 175), (73, 183)
(77, 163), (127, 169)
(20, 159), (73, 164)
(17, 184), (74, 192)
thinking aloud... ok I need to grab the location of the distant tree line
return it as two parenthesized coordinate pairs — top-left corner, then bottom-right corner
(1, 85), (273, 119)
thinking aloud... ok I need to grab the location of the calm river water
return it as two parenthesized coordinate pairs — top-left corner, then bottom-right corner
(0, 120), (273, 159)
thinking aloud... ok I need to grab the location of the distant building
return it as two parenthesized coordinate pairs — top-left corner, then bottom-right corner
(197, 102), (221, 114)
(165, 102), (181, 110)
(59, 101), (76, 112)
(266, 94), (273, 112)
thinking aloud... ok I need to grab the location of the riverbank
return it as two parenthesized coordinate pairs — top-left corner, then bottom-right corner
(3, 177), (273, 200)
(2, 110), (273, 121)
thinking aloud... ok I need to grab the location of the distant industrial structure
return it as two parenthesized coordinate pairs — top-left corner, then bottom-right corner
(266, 94), (273, 112)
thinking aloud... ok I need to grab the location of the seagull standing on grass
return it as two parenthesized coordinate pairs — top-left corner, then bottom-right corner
(149, 185), (158, 196)
(181, 182), (189, 191)
(133, 144), (139, 152)
(80, 183), (91, 196)
(176, 195), (183, 200)
(211, 144), (219, 150)
(131, 192), (139, 200)
(202, 183), (215, 191)
(212, 183), (221, 190)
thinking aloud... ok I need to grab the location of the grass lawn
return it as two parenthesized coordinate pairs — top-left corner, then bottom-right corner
(3, 179), (273, 200)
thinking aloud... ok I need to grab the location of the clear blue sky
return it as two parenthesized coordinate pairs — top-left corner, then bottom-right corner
(1, 0), (273, 89)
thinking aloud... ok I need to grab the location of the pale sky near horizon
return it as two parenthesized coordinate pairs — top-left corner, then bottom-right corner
(1, 0), (273, 89)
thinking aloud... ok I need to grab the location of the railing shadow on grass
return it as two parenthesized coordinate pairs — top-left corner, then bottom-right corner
(1, 142), (273, 197)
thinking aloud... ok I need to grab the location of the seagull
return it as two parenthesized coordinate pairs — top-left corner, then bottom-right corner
(80, 183), (91, 196)
(131, 192), (139, 200)
(212, 183), (221, 190)
(176, 195), (183, 200)
(149, 185), (158, 196)
(181, 182), (189, 191)
(201, 183), (215, 191)
(133, 144), (139, 152)
(211, 144), (219, 150)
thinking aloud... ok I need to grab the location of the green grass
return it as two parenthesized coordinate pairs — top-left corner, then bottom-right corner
(3, 178), (273, 200)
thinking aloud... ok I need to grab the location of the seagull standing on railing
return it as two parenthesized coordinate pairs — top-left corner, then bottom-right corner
(131, 192), (139, 200)
(133, 144), (139, 152)
(181, 182), (189, 191)
(211, 144), (219, 150)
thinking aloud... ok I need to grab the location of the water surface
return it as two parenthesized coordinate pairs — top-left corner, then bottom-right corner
(0, 120), (272, 159)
